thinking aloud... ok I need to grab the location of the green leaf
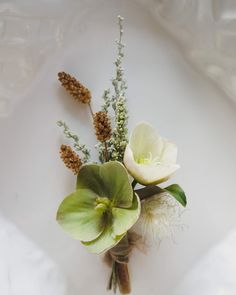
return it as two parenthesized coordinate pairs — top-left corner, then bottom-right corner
(164, 184), (187, 207)
(112, 193), (141, 236)
(56, 189), (105, 242)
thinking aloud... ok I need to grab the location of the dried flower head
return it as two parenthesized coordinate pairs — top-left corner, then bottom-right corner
(60, 144), (82, 174)
(93, 111), (112, 142)
(58, 71), (91, 104)
(133, 193), (183, 245)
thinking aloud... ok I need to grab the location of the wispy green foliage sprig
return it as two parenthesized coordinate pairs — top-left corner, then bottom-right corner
(99, 16), (129, 162)
(111, 16), (127, 110)
(57, 120), (91, 162)
(101, 89), (111, 113)
(110, 16), (129, 161)
(110, 96), (128, 161)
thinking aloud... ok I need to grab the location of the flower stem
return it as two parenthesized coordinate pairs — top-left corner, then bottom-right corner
(116, 262), (131, 294)
(108, 261), (117, 293)
(88, 102), (94, 117)
(108, 235), (132, 294)
(132, 179), (137, 189)
(108, 261), (131, 294)
(104, 141), (109, 162)
(135, 185), (163, 200)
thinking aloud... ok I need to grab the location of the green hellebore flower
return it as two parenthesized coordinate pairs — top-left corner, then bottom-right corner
(56, 161), (140, 254)
(124, 122), (180, 185)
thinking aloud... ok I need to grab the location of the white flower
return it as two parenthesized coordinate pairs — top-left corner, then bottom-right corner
(124, 122), (179, 185)
(134, 193), (183, 245)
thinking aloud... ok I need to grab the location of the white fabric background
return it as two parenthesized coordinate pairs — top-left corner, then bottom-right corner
(0, 214), (73, 295)
(0, 1), (236, 294)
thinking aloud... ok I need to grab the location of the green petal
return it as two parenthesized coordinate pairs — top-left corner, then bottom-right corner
(57, 189), (105, 242)
(100, 161), (133, 208)
(82, 225), (125, 254)
(112, 193), (141, 236)
(77, 161), (133, 208)
(77, 164), (108, 197)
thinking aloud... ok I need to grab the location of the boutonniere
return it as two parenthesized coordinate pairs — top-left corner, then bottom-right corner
(56, 16), (187, 294)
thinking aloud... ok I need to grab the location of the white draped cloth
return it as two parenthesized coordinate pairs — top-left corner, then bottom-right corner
(174, 230), (236, 295)
(1, 0), (236, 117)
(0, 215), (72, 295)
(0, 1), (236, 294)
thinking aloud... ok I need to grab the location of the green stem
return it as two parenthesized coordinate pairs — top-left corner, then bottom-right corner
(104, 141), (109, 162)
(135, 185), (163, 200)
(132, 180), (137, 189)
(108, 261), (117, 293)
(88, 102), (94, 117)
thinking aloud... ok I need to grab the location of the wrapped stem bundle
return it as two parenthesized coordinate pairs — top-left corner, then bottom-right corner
(108, 235), (131, 294)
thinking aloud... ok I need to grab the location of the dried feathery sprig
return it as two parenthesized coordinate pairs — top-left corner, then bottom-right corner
(93, 111), (112, 143)
(57, 120), (91, 162)
(60, 144), (82, 174)
(58, 71), (91, 104)
(134, 193), (184, 245)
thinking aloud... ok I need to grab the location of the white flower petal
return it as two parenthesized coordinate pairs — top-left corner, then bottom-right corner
(124, 122), (179, 185)
(130, 122), (163, 160)
(160, 140), (178, 164)
(124, 145), (179, 185)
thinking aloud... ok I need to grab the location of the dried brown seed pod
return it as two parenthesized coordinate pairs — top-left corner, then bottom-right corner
(60, 144), (82, 174)
(58, 71), (91, 104)
(93, 111), (112, 142)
